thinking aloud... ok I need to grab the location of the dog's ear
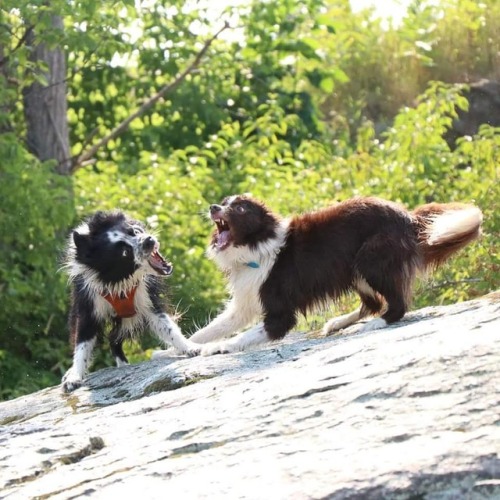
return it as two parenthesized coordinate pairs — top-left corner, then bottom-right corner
(73, 231), (90, 252)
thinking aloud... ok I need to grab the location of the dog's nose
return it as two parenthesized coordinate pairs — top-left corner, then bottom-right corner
(210, 204), (222, 214)
(142, 236), (156, 251)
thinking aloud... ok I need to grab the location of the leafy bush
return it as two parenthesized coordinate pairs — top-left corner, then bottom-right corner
(0, 136), (75, 400)
(318, 0), (500, 138)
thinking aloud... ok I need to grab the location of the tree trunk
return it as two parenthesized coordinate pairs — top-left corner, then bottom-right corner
(23, 15), (71, 174)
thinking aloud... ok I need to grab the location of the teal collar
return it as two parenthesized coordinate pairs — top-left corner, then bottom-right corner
(245, 261), (260, 269)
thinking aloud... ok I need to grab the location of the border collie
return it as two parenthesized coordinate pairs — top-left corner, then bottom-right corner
(61, 210), (200, 392)
(189, 195), (482, 355)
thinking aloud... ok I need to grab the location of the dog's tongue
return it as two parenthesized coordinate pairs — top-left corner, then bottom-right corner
(217, 230), (230, 249)
(148, 250), (173, 276)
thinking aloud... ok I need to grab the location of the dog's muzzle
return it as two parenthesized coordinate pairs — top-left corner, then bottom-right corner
(210, 204), (224, 217)
(140, 235), (173, 276)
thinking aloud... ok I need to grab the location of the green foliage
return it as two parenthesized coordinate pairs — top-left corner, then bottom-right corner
(319, 0), (500, 137)
(0, 135), (75, 400)
(66, 0), (333, 168)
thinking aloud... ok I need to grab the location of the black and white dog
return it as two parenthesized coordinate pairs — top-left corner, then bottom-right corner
(62, 210), (199, 392)
(189, 195), (482, 355)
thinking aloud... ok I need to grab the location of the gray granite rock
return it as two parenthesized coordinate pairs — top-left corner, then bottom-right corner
(1, 295), (499, 499)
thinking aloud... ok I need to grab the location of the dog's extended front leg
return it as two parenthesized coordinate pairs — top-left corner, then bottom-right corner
(61, 310), (102, 392)
(149, 313), (200, 357)
(189, 299), (258, 344)
(200, 323), (269, 355)
(199, 305), (295, 356)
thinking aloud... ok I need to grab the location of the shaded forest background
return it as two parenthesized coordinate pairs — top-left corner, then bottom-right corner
(0, 0), (498, 400)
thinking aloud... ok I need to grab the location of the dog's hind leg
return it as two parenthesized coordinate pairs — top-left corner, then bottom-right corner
(321, 278), (385, 335)
(355, 234), (417, 332)
(322, 307), (365, 336)
(359, 267), (414, 332)
(109, 319), (128, 367)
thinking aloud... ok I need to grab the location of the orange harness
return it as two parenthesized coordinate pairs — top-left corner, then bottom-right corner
(101, 286), (138, 318)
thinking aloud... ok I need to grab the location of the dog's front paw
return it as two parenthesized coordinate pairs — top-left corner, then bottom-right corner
(200, 342), (232, 356)
(186, 345), (201, 357)
(177, 343), (201, 358)
(61, 368), (85, 393)
(151, 347), (177, 359)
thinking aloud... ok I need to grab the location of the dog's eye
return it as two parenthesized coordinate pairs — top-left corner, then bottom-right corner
(122, 248), (130, 258)
(236, 205), (246, 214)
(125, 227), (139, 237)
(125, 225), (143, 236)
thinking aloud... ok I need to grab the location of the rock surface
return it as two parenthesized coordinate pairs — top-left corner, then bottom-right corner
(1, 295), (499, 499)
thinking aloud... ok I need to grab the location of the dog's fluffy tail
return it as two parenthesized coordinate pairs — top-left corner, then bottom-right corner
(413, 202), (483, 270)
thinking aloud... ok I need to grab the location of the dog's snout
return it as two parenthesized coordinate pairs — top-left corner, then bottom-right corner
(142, 236), (156, 251)
(210, 204), (222, 214)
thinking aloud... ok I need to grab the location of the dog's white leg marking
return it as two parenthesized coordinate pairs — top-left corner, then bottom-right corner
(149, 313), (200, 357)
(115, 357), (129, 367)
(322, 277), (385, 336)
(360, 317), (387, 332)
(61, 338), (96, 392)
(189, 299), (257, 344)
(322, 307), (364, 336)
(200, 323), (269, 356)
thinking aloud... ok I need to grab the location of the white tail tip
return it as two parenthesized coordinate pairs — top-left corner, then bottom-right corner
(427, 207), (482, 245)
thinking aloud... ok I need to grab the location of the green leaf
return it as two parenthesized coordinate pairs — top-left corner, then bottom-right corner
(320, 76), (334, 93)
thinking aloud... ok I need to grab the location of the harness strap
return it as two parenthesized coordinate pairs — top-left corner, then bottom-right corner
(101, 286), (138, 318)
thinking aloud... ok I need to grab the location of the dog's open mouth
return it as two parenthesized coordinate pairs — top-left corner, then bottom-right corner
(148, 246), (173, 276)
(214, 218), (232, 250)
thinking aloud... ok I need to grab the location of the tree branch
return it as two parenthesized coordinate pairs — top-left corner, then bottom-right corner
(0, 25), (34, 67)
(69, 22), (230, 174)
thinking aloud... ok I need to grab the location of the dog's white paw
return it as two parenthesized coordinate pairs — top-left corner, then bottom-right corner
(61, 368), (85, 393)
(321, 319), (346, 336)
(177, 342), (201, 358)
(360, 317), (387, 332)
(322, 309), (363, 336)
(151, 348), (176, 359)
(200, 342), (233, 356)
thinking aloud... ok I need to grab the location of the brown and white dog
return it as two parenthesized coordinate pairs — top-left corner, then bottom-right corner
(189, 195), (482, 355)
